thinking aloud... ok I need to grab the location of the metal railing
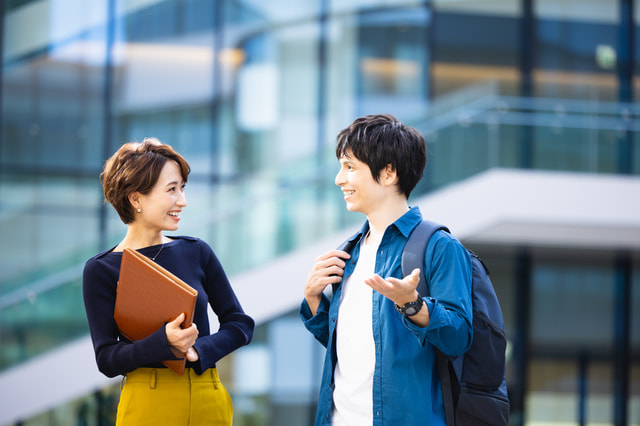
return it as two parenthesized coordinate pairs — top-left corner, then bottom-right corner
(1, 85), (639, 373)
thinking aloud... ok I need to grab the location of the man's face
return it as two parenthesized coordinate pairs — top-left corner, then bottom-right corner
(335, 150), (386, 216)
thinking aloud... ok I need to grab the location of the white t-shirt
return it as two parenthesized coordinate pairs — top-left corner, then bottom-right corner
(332, 240), (378, 426)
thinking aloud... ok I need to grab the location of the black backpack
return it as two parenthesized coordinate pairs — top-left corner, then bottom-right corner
(336, 220), (510, 425)
(403, 220), (509, 426)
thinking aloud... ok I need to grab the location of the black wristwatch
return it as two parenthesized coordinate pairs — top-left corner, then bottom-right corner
(395, 294), (424, 317)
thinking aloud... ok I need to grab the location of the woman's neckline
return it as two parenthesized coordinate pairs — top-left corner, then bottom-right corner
(110, 236), (176, 254)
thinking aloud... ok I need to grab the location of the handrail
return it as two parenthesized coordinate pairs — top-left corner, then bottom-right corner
(3, 93), (639, 311)
(0, 84), (499, 311)
(2, 89), (639, 374)
(0, 264), (83, 310)
(0, 167), (329, 311)
(3, 93), (640, 310)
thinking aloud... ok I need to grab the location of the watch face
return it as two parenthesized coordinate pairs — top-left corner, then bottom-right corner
(404, 305), (420, 316)
(396, 297), (423, 317)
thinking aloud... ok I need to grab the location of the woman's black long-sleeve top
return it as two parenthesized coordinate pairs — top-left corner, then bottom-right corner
(83, 236), (254, 378)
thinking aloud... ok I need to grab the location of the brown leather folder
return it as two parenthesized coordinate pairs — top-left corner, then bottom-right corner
(115, 247), (198, 376)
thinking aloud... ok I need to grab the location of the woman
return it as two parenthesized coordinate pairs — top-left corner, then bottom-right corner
(83, 138), (254, 425)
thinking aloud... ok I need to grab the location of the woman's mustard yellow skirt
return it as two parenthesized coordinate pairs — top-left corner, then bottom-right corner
(116, 368), (232, 425)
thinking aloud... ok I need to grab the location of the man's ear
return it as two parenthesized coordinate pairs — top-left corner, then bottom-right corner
(382, 164), (399, 186)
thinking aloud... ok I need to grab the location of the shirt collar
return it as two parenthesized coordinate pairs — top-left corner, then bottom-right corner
(356, 206), (423, 241)
(394, 206), (423, 238)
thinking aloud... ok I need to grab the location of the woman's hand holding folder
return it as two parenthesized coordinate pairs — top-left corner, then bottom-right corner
(166, 312), (199, 361)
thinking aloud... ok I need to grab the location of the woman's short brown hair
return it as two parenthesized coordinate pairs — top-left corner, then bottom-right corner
(101, 138), (191, 224)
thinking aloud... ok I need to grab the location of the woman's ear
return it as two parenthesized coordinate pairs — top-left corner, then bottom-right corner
(128, 192), (141, 212)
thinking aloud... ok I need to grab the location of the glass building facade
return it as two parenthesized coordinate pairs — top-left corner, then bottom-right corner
(0, 0), (639, 425)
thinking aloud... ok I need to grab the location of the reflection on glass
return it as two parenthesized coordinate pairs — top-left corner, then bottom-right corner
(1, 1), (639, 425)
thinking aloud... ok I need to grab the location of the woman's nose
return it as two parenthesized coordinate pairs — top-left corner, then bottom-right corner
(178, 191), (188, 206)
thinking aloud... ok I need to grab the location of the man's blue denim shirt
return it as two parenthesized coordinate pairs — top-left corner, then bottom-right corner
(300, 207), (473, 426)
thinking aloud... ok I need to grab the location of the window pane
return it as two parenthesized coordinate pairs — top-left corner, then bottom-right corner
(326, 6), (431, 121)
(531, 258), (615, 349)
(534, 0), (618, 101)
(432, 0), (520, 97)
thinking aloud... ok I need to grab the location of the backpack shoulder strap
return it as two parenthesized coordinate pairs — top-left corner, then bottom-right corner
(336, 231), (362, 254)
(401, 219), (456, 426)
(401, 220), (450, 297)
(332, 231), (363, 294)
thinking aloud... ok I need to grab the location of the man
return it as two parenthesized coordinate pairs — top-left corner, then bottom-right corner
(300, 114), (473, 425)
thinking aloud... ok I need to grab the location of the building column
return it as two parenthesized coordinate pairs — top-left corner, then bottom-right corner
(511, 248), (532, 426)
(617, 0), (634, 174)
(98, 0), (116, 248)
(613, 252), (631, 426)
(519, 0), (535, 169)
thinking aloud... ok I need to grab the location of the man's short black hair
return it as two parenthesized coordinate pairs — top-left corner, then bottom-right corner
(336, 113), (426, 198)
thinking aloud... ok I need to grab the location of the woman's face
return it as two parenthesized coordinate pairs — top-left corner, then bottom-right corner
(135, 160), (187, 232)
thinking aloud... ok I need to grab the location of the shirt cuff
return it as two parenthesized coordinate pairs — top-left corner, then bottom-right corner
(401, 297), (434, 344)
